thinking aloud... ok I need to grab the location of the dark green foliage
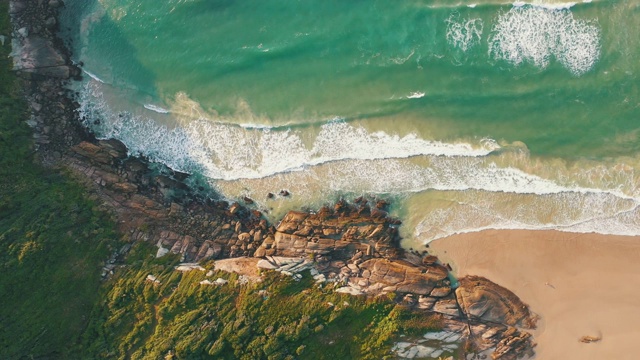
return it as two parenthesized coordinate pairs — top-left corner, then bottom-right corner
(0, 4), (119, 357)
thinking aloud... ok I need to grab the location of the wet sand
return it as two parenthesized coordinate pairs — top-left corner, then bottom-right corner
(430, 230), (640, 360)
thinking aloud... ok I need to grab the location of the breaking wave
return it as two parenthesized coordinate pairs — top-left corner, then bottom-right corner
(488, 4), (601, 75)
(78, 81), (499, 181)
(414, 190), (640, 243)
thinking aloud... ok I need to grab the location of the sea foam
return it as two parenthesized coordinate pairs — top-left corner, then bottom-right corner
(144, 104), (171, 114)
(488, 4), (600, 75)
(78, 82), (499, 181)
(446, 13), (484, 53)
(414, 190), (640, 243)
(82, 69), (106, 83)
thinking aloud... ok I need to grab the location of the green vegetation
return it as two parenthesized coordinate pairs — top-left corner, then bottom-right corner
(0, 4), (119, 358)
(0, 5), (442, 358)
(79, 242), (443, 360)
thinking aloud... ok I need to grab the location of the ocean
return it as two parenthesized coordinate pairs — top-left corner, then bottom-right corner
(60, 0), (640, 248)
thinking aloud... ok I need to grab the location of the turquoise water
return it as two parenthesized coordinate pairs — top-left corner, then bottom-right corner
(62, 0), (640, 244)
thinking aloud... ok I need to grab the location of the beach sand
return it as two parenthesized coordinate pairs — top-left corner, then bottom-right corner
(429, 230), (640, 360)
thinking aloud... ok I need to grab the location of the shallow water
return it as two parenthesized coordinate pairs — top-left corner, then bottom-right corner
(61, 0), (640, 246)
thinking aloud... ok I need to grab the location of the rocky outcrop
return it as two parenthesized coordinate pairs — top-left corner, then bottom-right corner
(65, 140), (268, 263)
(9, 0), (79, 79)
(456, 276), (536, 329)
(9, 2), (537, 359)
(249, 205), (536, 360)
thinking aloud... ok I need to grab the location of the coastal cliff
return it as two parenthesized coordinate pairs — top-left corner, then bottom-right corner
(6, 0), (536, 358)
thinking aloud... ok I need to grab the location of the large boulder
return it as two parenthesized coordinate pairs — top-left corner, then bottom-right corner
(359, 258), (449, 295)
(11, 36), (71, 79)
(455, 276), (536, 329)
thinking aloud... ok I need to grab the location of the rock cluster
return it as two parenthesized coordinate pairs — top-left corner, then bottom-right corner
(254, 205), (537, 360)
(66, 139), (268, 263)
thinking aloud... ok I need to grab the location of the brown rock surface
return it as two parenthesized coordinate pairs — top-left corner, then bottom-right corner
(359, 258), (448, 295)
(456, 275), (537, 329)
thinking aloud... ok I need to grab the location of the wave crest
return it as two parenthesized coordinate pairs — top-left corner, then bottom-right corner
(78, 82), (498, 181)
(488, 5), (601, 75)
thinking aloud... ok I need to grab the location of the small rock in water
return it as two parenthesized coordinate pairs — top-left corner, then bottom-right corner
(243, 196), (254, 204)
(279, 189), (290, 196)
(229, 202), (240, 214)
(267, 192), (275, 199)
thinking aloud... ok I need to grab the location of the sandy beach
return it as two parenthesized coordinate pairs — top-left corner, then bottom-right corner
(430, 230), (640, 360)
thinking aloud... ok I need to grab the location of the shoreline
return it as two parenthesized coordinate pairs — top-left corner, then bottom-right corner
(430, 229), (640, 360)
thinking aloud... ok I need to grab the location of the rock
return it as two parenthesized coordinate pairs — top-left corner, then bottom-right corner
(254, 246), (266, 258)
(12, 35), (72, 79)
(72, 141), (112, 164)
(579, 335), (601, 343)
(279, 189), (290, 196)
(156, 247), (169, 258)
(375, 199), (389, 209)
(430, 286), (452, 297)
(482, 328), (499, 339)
(257, 259), (278, 270)
(422, 255), (438, 265)
(418, 295), (437, 310)
(31, 101), (42, 112)
(336, 287), (363, 296)
(432, 299), (460, 317)
(18, 27), (28, 38)
(359, 258), (448, 295)
(455, 276), (536, 329)
(98, 139), (128, 158)
(45, 17), (57, 29)
(175, 263), (205, 272)
(214, 278), (229, 286)
(492, 329), (535, 360)
(9, 1), (27, 14)
(243, 196), (254, 204)
(0, 35), (5, 47)
(229, 203), (240, 215)
(370, 207), (387, 218)
(276, 211), (307, 232)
